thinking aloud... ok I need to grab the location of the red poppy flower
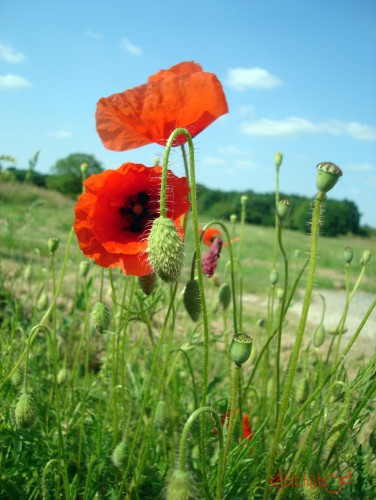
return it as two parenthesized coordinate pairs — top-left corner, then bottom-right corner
(200, 227), (222, 247)
(96, 61), (228, 151)
(242, 414), (253, 441)
(74, 163), (190, 276)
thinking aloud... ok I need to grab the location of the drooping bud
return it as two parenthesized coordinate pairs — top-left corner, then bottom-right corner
(166, 469), (196, 500)
(91, 301), (111, 333)
(154, 400), (168, 430)
(274, 152), (283, 169)
(219, 283), (231, 310)
(257, 318), (266, 329)
(112, 441), (128, 468)
(15, 392), (37, 428)
(79, 260), (90, 277)
(360, 249), (372, 267)
(138, 273), (157, 296)
(147, 217), (184, 283)
(183, 279), (201, 322)
(276, 199), (291, 223)
(230, 333), (253, 367)
(269, 269), (278, 286)
(295, 377), (309, 403)
(316, 162), (342, 194)
(343, 247), (353, 265)
(48, 237), (59, 255)
(312, 324), (326, 348)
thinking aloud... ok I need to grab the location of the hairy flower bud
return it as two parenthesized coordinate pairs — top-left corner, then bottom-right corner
(15, 392), (37, 428)
(183, 279), (201, 322)
(360, 249), (372, 267)
(147, 217), (184, 283)
(343, 246), (353, 265)
(57, 368), (68, 385)
(154, 400), (168, 430)
(316, 162), (342, 194)
(79, 260), (90, 277)
(276, 199), (291, 223)
(219, 283), (231, 310)
(166, 469), (196, 500)
(230, 333), (253, 367)
(112, 441), (128, 468)
(91, 301), (111, 333)
(138, 273), (157, 295)
(274, 152), (283, 169)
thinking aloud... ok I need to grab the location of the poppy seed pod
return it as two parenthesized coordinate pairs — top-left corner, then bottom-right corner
(360, 249), (372, 267)
(112, 441), (128, 468)
(316, 162), (342, 194)
(147, 216), (184, 283)
(183, 279), (201, 322)
(48, 237), (59, 255)
(91, 301), (111, 333)
(269, 269), (279, 286)
(15, 392), (37, 428)
(343, 247), (353, 265)
(219, 282), (231, 310)
(274, 152), (283, 169)
(138, 273), (157, 295)
(154, 400), (168, 430)
(57, 368), (68, 386)
(166, 469), (196, 500)
(230, 333), (253, 367)
(276, 199), (291, 223)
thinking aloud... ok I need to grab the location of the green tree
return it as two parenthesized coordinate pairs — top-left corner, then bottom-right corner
(47, 153), (103, 196)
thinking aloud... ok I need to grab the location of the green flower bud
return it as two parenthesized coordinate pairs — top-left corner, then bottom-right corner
(111, 441), (128, 468)
(166, 469), (196, 500)
(80, 162), (89, 177)
(295, 377), (309, 403)
(269, 269), (278, 286)
(91, 301), (111, 333)
(57, 368), (68, 385)
(312, 324), (326, 348)
(15, 392), (37, 428)
(24, 264), (33, 282)
(316, 162), (342, 194)
(274, 152), (283, 169)
(218, 283), (231, 310)
(37, 292), (48, 311)
(230, 333), (253, 367)
(276, 287), (284, 300)
(360, 249), (372, 267)
(79, 260), (90, 277)
(48, 237), (59, 255)
(147, 217), (184, 283)
(138, 273), (157, 296)
(183, 279), (201, 322)
(276, 199), (291, 223)
(257, 318), (266, 329)
(230, 214), (237, 224)
(240, 195), (248, 207)
(343, 246), (353, 265)
(154, 400), (168, 430)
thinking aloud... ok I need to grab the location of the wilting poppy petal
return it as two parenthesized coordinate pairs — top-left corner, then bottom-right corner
(96, 61), (228, 151)
(74, 163), (190, 276)
(200, 227), (222, 247)
(202, 238), (223, 277)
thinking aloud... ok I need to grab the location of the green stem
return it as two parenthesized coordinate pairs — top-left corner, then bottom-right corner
(221, 365), (240, 486)
(263, 193), (324, 500)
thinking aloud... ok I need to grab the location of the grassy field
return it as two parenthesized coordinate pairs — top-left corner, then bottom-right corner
(0, 181), (375, 499)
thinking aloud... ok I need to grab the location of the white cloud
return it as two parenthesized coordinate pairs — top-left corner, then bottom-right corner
(226, 67), (282, 91)
(218, 145), (247, 156)
(84, 30), (102, 40)
(347, 162), (376, 172)
(235, 159), (257, 170)
(48, 130), (73, 139)
(201, 157), (226, 166)
(241, 116), (376, 142)
(0, 74), (31, 89)
(0, 43), (25, 63)
(120, 38), (143, 56)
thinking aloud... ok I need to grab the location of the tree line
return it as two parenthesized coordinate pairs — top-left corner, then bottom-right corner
(0, 152), (372, 237)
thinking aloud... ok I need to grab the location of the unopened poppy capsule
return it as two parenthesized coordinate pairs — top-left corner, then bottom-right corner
(276, 199), (291, 223)
(274, 152), (283, 169)
(148, 216), (184, 283)
(316, 162), (342, 194)
(343, 247), (353, 265)
(138, 273), (157, 295)
(183, 279), (201, 322)
(166, 469), (196, 500)
(360, 249), (372, 267)
(230, 333), (253, 367)
(48, 237), (59, 255)
(91, 301), (111, 333)
(15, 392), (37, 428)
(219, 282), (231, 310)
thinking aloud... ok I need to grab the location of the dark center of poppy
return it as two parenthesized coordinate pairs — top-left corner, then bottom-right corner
(119, 191), (158, 234)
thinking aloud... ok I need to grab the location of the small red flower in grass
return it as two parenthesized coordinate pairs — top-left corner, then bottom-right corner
(200, 227), (222, 247)
(242, 414), (253, 441)
(96, 61), (228, 151)
(74, 163), (190, 276)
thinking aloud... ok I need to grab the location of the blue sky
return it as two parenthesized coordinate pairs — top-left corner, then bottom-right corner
(1, 0), (376, 227)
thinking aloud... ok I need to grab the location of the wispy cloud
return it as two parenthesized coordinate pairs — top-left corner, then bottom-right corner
(347, 162), (376, 172)
(241, 117), (376, 142)
(120, 38), (143, 56)
(226, 67), (282, 91)
(235, 159), (258, 170)
(0, 74), (31, 89)
(218, 145), (247, 156)
(0, 43), (25, 63)
(84, 30), (102, 40)
(48, 130), (73, 139)
(201, 157), (226, 166)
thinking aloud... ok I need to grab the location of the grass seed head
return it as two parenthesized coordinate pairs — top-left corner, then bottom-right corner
(147, 216), (184, 283)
